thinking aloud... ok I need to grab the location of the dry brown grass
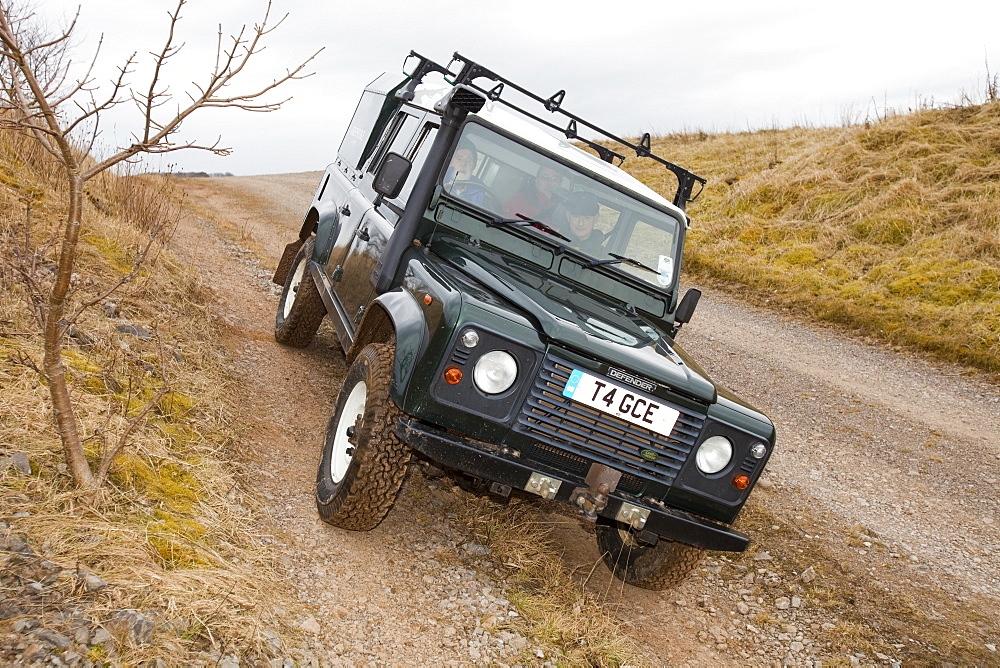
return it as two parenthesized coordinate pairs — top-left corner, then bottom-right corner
(456, 495), (648, 666)
(1, 128), (296, 662)
(619, 102), (1000, 373)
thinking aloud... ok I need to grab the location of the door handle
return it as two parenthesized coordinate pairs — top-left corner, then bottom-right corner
(357, 228), (370, 242)
(340, 204), (351, 217)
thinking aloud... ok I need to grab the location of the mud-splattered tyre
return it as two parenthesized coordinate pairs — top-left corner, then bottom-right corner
(596, 520), (705, 590)
(275, 237), (326, 348)
(315, 343), (411, 530)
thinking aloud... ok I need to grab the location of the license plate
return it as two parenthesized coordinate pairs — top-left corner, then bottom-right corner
(562, 369), (679, 437)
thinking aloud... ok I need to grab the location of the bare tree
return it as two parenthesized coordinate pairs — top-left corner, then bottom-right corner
(0, 0), (320, 489)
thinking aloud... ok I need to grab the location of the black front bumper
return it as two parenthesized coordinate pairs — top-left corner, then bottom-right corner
(397, 418), (750, 553)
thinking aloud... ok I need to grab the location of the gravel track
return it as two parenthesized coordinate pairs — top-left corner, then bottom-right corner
(174, 173), (1000, 666)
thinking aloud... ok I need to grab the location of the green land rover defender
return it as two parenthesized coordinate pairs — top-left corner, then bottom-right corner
(273, 52), (775, 589)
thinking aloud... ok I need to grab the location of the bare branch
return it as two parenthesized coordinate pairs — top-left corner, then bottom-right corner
(67, 222), (172, 325)
(63, 51), (135, 135)
(141, 0), (186, 144)
(82, 8), (321, 178)
(1, 0), (317, 490)
(10, 348), (45, 377)
(0, 5), (80, 170)
(52, 34), (104, 108)
(96, 334), (174, 482)
(20, 8), (77, 54)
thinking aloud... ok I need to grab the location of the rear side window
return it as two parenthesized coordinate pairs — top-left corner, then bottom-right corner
(337, 90), (385, 170)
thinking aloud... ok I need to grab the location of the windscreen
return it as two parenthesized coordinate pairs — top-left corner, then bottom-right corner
(441, 122), (682, 290)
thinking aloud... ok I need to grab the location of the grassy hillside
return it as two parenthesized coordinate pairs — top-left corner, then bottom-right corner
(0, 131), (290, 662)
(623, 102), (1000, 374)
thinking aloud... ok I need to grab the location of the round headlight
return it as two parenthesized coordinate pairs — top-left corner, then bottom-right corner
(696, 436), (733, 474)
(473, 350), (518, 394)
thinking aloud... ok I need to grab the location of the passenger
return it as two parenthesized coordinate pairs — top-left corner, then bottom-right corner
(503, 164), (562, 220)
(562, 191), (605, 255)
(445, 141), (486, 206)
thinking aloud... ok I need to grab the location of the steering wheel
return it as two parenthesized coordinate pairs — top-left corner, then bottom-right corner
(450, 180), (503, 212)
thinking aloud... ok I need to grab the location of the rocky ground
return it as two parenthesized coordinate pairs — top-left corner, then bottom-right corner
(2, 171), (997, 666)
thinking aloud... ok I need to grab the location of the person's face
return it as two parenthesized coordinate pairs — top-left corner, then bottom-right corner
(567, 212), (597, 240)
(451, 149), (475, 179)
(535, 167), (560, 195)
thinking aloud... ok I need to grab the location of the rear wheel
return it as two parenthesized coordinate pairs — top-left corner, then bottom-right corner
(595, 520), (704, 590)
(275, 237), (326, 348)
(315, 343), (411, 530)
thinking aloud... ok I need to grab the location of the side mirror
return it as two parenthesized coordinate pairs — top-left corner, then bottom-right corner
(373, 152), (411, 199)
(674, 288), (702, 330)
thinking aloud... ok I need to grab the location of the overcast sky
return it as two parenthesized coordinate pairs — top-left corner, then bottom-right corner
(33, 0), (1000, 175)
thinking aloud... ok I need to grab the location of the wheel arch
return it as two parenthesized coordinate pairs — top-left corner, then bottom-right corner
(347, 290), (429, 403)
(273, 208), (321, 286)
(312, 201), (341, 265)
(298, 207), (320, 240)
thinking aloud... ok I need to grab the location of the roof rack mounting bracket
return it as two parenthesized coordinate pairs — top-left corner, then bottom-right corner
(564, 119), (578, 140)
(397, 50), (453, 102)
(594, 146), (616, 164)
(545, 90), (566, 112)
(637, 133), (652, 158)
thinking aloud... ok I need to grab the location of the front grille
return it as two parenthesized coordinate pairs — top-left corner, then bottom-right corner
(529, 442), (646, 494)
(514, 356), (705, 487)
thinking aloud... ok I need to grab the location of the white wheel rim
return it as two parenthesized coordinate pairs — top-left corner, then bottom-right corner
(618, 527), (641, 549)
(283, 258), (306, 319)
(331, 381), (366, 483)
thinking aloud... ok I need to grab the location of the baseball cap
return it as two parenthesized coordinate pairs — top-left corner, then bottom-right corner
(565, 190), (599, 216)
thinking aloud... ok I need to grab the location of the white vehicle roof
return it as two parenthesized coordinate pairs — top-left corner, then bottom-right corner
(409, 80), (684, 218)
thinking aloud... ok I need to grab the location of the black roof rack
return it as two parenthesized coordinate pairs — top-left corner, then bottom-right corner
(400, 51), (706, 211)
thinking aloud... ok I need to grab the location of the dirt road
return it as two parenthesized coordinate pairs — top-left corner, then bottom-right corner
(174, 173), (999, 666)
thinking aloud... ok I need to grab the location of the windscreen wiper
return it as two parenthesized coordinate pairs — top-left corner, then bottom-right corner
(587, 253), (658, 273)
(489, 214), (571, 242)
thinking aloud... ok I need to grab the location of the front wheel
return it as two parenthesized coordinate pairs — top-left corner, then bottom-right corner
(315, 343), (411, 530)
(595, 520), (705, 590)
(275, 237), (326, 348)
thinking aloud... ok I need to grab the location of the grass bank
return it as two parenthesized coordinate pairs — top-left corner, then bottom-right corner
(0, 130), (295, 663)
(622, 102), (1000, 374)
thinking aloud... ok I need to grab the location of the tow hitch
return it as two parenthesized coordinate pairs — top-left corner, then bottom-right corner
(569, 464), (622, 521)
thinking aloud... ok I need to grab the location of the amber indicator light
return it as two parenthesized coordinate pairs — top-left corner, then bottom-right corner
(444, 366), (463, 384)
(733, 474), (750, 490)
(423, 294), (433, 305)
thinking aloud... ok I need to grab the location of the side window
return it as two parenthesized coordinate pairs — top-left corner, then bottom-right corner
(396, 123), (438, 203)
(337, 90), (385, 170)
(368, 112), (420, 175)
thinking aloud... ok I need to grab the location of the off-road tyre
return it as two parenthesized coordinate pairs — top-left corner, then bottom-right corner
(315, 343), (411, 530)
(596, 520), (705, 590)
(275, 237), (326, 348)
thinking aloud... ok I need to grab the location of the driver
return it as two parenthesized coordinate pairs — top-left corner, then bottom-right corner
(562, 191), (605, 255)
(444, 141), (486, 206)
